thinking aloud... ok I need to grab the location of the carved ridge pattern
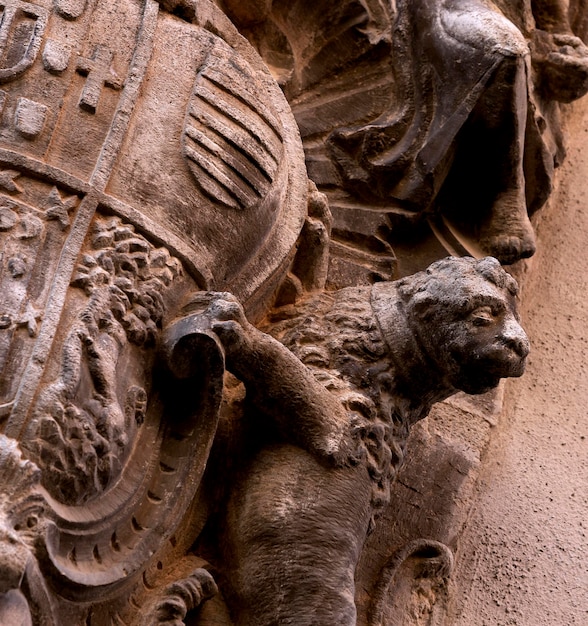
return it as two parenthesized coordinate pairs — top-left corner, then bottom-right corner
(183, 40), (284, 211)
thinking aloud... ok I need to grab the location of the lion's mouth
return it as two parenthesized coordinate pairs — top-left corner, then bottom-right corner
(456, 351), (527, 395)
(478, 350), (528, 379)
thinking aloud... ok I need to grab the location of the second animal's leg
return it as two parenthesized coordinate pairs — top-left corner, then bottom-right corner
(474, 54), (536, 263)
(442, 52), (537, 264)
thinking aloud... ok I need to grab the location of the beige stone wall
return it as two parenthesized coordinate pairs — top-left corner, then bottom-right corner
(445, 99), (588, 625)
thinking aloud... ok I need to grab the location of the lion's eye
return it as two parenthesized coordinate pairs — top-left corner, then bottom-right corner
(470, 306), (495, 326)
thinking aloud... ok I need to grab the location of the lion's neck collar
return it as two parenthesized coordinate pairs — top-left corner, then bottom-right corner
(370, 282), (455, 421)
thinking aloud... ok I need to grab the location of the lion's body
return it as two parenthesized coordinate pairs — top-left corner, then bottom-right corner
(263, 288), (407, 516)
(209, 257), (529, 626)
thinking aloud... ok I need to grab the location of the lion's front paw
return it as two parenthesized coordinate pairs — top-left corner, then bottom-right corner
(194, 293), (253, 354)
(210, 319), (253, 356)
(206, 293), (248, 327)
(178, 292), (253, 344)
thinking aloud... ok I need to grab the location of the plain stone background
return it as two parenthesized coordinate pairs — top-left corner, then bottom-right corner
(445, 100), (588, 625)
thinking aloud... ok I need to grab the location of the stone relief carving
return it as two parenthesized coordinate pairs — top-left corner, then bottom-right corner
(222, 0), (588, 273)
(0, 0), (582, 623)
(0, 434), (55, 625)
(368, 538), (454, 626)
(27, 216), (182, 503)
(0, 2), (305, 622)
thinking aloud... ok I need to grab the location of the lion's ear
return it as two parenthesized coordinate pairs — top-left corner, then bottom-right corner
(405, 292), (436, 321)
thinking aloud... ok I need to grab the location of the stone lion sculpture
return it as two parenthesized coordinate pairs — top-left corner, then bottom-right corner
(180, 256), (529, 626)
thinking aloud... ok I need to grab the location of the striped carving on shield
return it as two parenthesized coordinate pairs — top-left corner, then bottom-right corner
(182, 44), (284, 211)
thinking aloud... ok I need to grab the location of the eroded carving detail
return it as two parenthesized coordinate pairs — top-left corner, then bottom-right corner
(42, 39), (71, 75)
(224, 0), (588, 268)
(0, 183), (82, 409)
(14, 97), (47, 138)
(0, 0), (563, 622)
(146, 567), (218, 626)
(0, 1), (49, 84)
(0, 434), (53, 625)
(369, 539), (454, 626)
(54, 0), (87, 20)
(27, 216), (182, 504)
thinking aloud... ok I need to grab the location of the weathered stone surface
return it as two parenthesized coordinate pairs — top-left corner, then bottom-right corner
(224, 0), (588, 272)
(0, 0), (584, 624)
(0, 1), (307, 622)
(443, 95), (588, 626)
(187, 257), (527, 625)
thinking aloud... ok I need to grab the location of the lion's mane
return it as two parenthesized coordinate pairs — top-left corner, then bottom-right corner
(263, 256), (520, 523)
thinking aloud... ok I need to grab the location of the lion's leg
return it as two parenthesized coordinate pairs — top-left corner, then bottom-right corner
(223, 443), (373, 626)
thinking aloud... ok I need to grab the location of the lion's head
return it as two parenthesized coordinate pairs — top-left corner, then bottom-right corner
(393, 256), (529, 395)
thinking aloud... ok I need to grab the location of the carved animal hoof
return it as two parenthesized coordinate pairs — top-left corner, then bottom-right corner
(479, 232), (536, 265)
(477, 193), (537, 264)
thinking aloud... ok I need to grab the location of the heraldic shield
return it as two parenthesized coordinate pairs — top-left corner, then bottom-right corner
(0, 1), (308, 622)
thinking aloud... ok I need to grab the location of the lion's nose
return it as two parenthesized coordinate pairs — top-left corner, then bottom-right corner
(502, 318), (530, 358)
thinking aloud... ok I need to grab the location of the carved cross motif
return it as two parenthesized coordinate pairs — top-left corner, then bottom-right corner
(75, 45), (123, 113)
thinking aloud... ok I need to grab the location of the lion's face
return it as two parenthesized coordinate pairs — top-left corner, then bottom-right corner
(416, 281), (529, 395)
(393, 257), (529, 396)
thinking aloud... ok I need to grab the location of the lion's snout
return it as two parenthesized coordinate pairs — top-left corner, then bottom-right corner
(472, 317), (529, 382)
(501, 320), (529, 359)
(484, 329), (528, 379)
